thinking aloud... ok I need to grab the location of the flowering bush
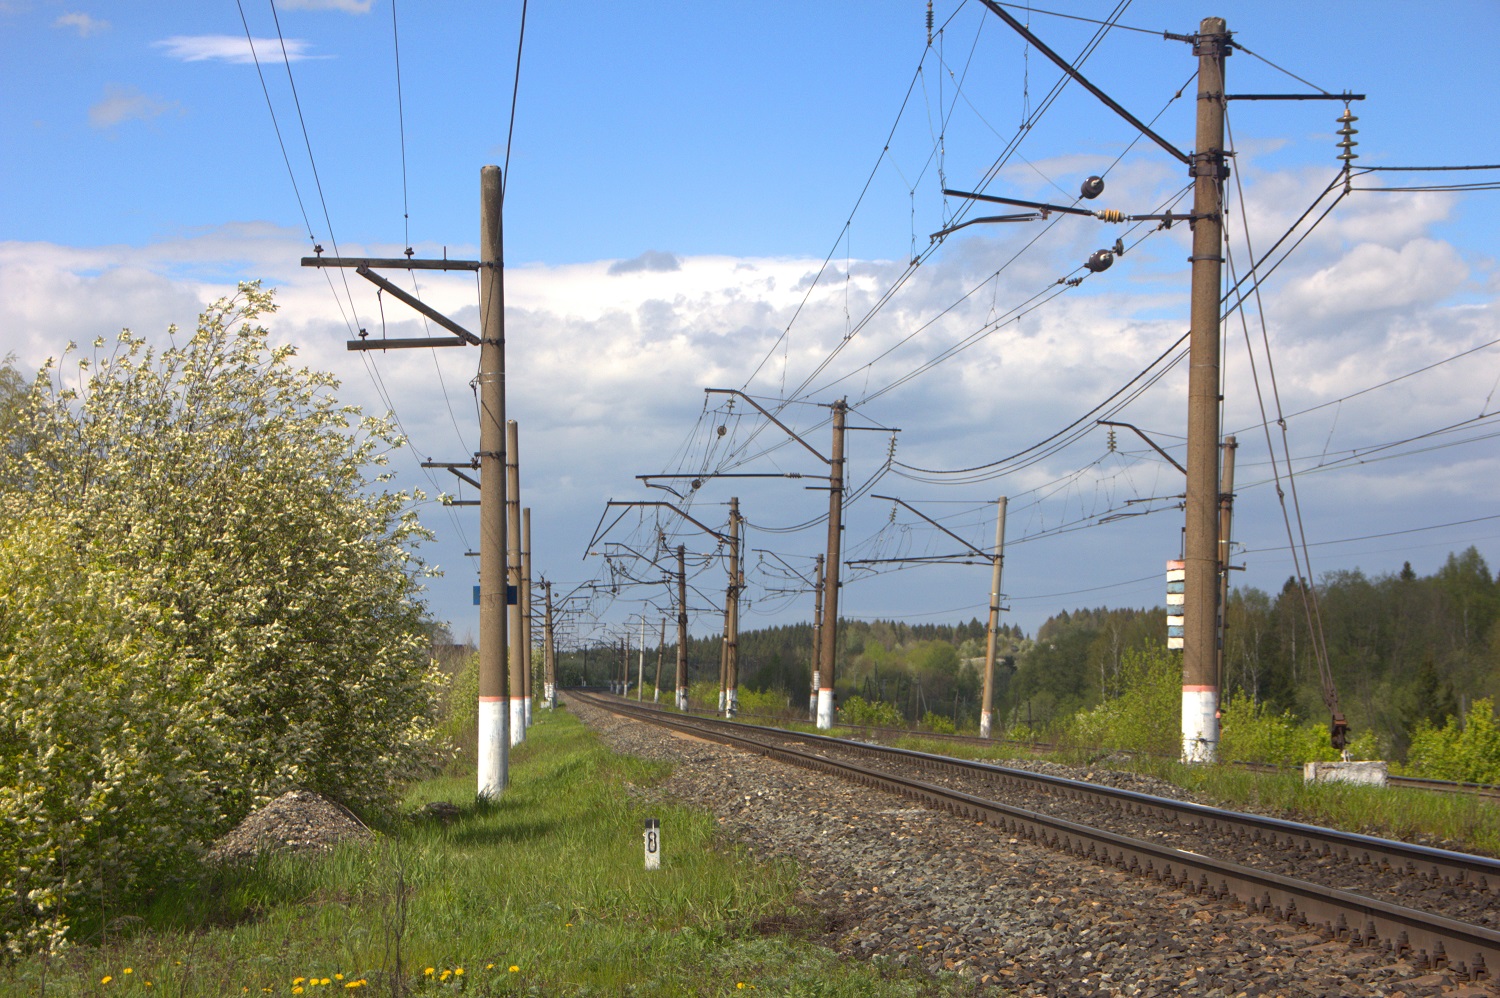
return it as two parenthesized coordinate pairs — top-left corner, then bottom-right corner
(0, 284), (444, 951)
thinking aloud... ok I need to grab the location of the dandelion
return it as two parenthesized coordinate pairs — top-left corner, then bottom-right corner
(294, 979), (306, 986)
(440, 970), (451, 981)
(453, 969), (464, 977)
(424, 968), (434, 977)
(293, 990), (304, 996)
(123, 968), (133, 975)
(485, 964), (495, 970)
(101, 977), (113, 985)
(334, 975), (344, 981)
(737, 984), (746, 990)
(508, 966), (519, 973)
(321, 980), (332, 987)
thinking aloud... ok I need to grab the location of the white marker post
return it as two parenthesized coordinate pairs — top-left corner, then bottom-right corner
(643, 818), (661, 870)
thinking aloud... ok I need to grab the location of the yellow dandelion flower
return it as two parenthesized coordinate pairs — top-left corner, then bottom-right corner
(320, 980), (331, 987)
(123, 968), (133, 975)
(424, 968), (434, 976)
(486, 964), (495, 970)
(101, 976), (113, 985)
(292, 990), (304, 996)
(294, 979), (306, 986)
(453, 968), (464, 977)
(440, 970), (451, 981)
(334, 975), (344, 981)
(508, 965), (519, 973)
(737, 984), (746, 990)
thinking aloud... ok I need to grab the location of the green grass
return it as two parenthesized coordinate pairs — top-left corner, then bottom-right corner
(2, 709), (982, 997)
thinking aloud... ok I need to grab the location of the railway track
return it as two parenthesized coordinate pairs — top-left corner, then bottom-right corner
(573, 691), (1500, 984)
(712, 707), (1500, 803)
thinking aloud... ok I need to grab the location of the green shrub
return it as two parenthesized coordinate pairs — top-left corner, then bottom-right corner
(1407, 699), (1500, 784)
(839, 696), (903, 727)
(1219, 697), (1379, 767)
(1059, 643), (1179, 757)
(921, 711), (957, 735)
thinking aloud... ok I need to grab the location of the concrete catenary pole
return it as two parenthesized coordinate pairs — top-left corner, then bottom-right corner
(542, 579), (557, 708)
(505, 419), (526, 746)
(1182, 18), (1229, 763)
(477, 164), (509, 797)
(815, 400), (847, 729)
(522, 506), (534, 728)
(809, 554), (824, 721)
(654, 617), (666, 703)
(675, 544), (689, 710)
(637, 613), (646, 701)
(979, 496), (1009, 739)
(725, 497), (741, 718)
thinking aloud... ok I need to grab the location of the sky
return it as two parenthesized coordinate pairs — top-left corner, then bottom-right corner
(4, 1), (1499, 656)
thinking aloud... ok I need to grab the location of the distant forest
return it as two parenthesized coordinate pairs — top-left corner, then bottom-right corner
(554, 548), (1499, 757)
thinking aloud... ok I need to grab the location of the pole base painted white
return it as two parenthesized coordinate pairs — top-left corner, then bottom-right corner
(543, 682), (555, 708)
(725, 689), (738, 718)
(979, 711), (992, 739)
(816, 688), (834, 730)
(676, 687), (689, 712)
(510, 698), (527, 747)
(524, 699), (532, 728)
(717, 689), (726, 714)
(1181, 687), (1218, 763)
(478, 698), (508, 797)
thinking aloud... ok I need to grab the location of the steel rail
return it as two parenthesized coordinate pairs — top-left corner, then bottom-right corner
(572, 692), (1499, 981)
(691, 706), (1500, 802)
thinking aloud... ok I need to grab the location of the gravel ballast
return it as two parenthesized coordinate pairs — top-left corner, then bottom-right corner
(568, 697), (1498, 998)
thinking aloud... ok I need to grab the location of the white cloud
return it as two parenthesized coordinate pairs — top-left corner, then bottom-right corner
(88, 84), (176, 129)
(154, 35), (320, 64)
(1, 192), (1494, 634)
(54, 12), (108, 36)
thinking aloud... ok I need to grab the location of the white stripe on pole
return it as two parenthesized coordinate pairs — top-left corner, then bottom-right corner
(478, 698), (508, 796)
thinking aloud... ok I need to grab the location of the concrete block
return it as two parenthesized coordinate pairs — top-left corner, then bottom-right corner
(1303, 760), (1388, 786)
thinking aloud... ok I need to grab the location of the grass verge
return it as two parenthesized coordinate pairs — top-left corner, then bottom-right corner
(3, 708), (977, 997)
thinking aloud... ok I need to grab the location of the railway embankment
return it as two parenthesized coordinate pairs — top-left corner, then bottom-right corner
(570, 694), (1500, 998)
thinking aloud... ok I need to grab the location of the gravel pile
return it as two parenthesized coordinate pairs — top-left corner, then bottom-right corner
(206, 789), (373, 865)
(569, 697), (1497, 998)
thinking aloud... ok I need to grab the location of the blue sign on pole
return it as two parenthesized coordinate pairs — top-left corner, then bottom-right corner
(473, 585), (519, 605)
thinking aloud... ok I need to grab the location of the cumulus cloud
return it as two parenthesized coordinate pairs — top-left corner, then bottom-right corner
(54, 12), (108, 35)
(155, 35), (320, 64)
(608, 250), (681, 275)
(2, 194), (1494, 635)
(88, 84), (177, 129)
(1284, 238), (1467, 321)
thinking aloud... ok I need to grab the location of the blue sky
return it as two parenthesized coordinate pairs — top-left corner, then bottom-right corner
(4, 1), (1499, 655)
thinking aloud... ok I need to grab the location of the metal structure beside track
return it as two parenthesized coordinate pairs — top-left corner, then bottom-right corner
(571, 691), (1500, 982)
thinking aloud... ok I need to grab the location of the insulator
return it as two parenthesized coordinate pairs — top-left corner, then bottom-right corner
(1094, 208), (1124, 223)
(925, 0), (933, 44)
(1085, 249), (1114, 273)
(691, 478), (703, 490)
(1080, 175), (1105, 199)
(1337, 108), (1359, 162)
(1107, 429), (1117, 452)
(717, 425), (727, 437)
